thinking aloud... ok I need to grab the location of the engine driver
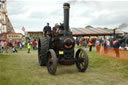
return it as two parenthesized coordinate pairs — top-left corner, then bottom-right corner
(57, 23), (64, 35)
(43, 23), (51, 37)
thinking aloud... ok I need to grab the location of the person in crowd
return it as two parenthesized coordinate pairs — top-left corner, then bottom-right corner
(15, 41), (17, 48)
(80, 38), (83, 46)
(95, 38), (100, 52)
(12, 46), (17, 53)
(17, 41), (20, 48)
(4, 40), (9, 53)
(83, 39), (87, 47)
(88, 39), (93, 52)
(106, 39), (110, 49)
(22, 41), (25, 48)
(32, 40), (34, 50)
(27, 41), (31, 54)
(103, 38), (109, 54)
(29, 41), (32, 45)
(9, 41), (13, 52)
(33, 39), (37, 50)
(113, 38), (120, 57)
(84, 39), (87, 47)
(43, 23), (51, 37)
(36, 40), (38, 49)
(0, 44), (3, 53)
(19, 42), (22, 50)
(76, 37), (79, 46)
(99, 38), (103, 46)
(1, 41), (4, 50)
(110, 39), (113, 48)
(92, 39), (96, 46)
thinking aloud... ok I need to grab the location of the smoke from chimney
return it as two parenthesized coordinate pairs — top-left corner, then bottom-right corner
(118, 23), (128, 32)
(67, 0), (87, 5)
(119, 23), (128, 29)
(67, 0), (77, 4)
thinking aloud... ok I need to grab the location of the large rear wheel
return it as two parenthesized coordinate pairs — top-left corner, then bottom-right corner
(38, 37), (49, 66)
(75, 48), (88, 72)
(47, 49), (57, 75)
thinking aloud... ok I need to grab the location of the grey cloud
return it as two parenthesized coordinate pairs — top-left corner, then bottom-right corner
(90, 13), (128, 26)
(10, 17), (44, 31)
(28, 12), (48, 19)
(85, 1), (128, 27)
(28, 8), (63, 21)
(7, 0), (27, 15)
(7, 0), (128, 33)
(69, 1), (102, 18)
(67, 0), (101, 7)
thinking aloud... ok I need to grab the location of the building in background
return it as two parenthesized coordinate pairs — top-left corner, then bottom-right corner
(26, 31), (43, 41)
(0, 0), (7, 33)
(0, 0), (23, 42)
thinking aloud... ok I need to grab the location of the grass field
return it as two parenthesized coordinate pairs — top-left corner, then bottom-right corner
(0, 47), (128, 85)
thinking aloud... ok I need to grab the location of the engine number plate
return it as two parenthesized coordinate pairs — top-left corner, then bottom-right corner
(59, 51), (64, 55)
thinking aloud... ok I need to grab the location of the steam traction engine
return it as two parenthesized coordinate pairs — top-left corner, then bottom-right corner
(38, 3), (88, 75)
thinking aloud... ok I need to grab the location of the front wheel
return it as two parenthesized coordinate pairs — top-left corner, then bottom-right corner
(47, 49), (57, 75)
(75, 48), (88, 72)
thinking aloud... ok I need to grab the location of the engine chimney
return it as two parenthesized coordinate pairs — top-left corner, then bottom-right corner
(63, 3), (70, 32)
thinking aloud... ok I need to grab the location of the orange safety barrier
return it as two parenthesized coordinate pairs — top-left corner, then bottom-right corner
(99, 46), (128, 60)
(96, 45), (101, 52)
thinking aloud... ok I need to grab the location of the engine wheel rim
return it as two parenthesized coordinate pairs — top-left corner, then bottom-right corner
(78, 51), (86, 69)
(48, 55), (54, 72)
(38, 40), (41, 63)
(76, 48), (88, 72)
(38, 39), (40, 54)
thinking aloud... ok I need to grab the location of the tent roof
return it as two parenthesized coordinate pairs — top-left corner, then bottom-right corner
(71, 28), (121, 36)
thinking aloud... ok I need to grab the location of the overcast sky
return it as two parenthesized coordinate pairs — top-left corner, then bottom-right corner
(7, 0), (128, 33)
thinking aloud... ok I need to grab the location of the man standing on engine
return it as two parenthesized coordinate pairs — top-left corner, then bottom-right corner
(43, 23), (51, 37)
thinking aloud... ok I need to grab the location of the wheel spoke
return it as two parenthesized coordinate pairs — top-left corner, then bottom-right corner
(80, 64), (83, 69)
(79, 61), (84, 68)
(76, 48), (88, 72)
(49, 58), (53, 62)
(80, 51), (82, 58)
(50, 64), (54, 71)
(82, 62), (85, 66)
(47, 49), (57, 75)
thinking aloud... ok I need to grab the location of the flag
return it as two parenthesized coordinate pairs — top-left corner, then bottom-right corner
(22, 26), (25, 32)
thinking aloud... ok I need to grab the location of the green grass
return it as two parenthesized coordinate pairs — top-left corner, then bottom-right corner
(0, 47), (128, 85)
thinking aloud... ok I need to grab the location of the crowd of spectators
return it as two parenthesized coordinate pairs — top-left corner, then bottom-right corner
(0, 39), (38, 54)
(76, 36), (128, 57)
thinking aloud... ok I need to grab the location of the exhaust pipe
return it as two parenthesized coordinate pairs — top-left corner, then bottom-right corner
(63, 3), (70, 32)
